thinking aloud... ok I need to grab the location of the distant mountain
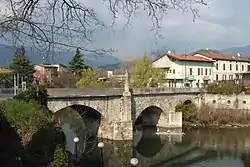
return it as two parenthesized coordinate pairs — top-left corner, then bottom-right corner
(220, 45), (250, 56)
(190, 49), (221, 55)
(0, 44), (121, 69)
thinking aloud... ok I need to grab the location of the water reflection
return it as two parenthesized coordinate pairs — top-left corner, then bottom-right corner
(55, 109), (250, 167)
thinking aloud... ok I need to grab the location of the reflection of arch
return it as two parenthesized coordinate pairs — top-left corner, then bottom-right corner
(136, 134), (164, 157)
(135, 106), (163, 127)
(54, 104), (109, 138)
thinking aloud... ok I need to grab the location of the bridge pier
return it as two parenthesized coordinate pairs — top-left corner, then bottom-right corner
(112, 71), (133, 140)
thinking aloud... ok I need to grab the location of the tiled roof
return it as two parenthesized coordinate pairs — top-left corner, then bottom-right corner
(195, 52), (250, 62)
(167, 54), (215, 62)
(0, 67), (13, 74)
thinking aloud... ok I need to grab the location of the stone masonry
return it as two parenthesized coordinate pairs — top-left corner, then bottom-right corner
(47, 75), (201, 140)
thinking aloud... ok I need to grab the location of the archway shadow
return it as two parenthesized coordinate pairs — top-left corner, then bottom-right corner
(184, 100), (192, 105)
(134, 106), (163, 130)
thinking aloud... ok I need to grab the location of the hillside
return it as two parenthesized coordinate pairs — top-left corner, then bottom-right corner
(220, 45), (250, 56)
(0, 44), (121, 69)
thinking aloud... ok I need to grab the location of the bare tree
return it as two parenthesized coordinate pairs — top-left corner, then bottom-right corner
(0, 0), (209, 53)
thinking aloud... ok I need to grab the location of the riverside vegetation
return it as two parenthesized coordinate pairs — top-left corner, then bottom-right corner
(176, 82), (250, 128)
(0, 85), (69, 167)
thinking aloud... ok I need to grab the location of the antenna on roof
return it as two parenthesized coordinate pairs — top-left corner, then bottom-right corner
(237, 53), (241, 57)
(167, 50), (171, 54)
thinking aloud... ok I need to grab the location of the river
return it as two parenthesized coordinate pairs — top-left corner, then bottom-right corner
(56, 111), (250, 167)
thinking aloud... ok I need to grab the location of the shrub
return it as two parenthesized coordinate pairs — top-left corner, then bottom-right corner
(206, 82), (244, 95)
(50, 146), (68, 167)
(14, 85), (48, 106)
(197, 104), (250, 125)
(175, 103), (197, 122)
(0, 73), (13, 88)
(0, 99), (50, 145)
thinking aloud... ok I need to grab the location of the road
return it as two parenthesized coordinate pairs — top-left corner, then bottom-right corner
(0, 94), (14, 100)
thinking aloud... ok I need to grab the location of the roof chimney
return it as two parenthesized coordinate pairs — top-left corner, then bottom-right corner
(167, 50), (171, 54)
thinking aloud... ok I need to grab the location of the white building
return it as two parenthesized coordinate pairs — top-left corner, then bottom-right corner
(193, 52), (250, 81)
(152, 54), (215, 88)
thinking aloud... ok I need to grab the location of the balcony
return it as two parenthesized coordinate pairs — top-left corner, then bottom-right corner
(167, 73), (184, 80)
(186, 75), (195, 81)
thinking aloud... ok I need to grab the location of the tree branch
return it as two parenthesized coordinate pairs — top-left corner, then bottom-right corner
(0, 0), (208, 53)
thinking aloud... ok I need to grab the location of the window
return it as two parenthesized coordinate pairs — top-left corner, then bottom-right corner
(205, 68), (208, 75)
(230, 64), (232, 70)
(173, 69), (175, 74)
(223, 64), (225, 70)
(229, 75), (233, 80)
(201, 68), (203, 75)
(223, 74), (226, 80)
(198, 68), (200, 75)
(242, 65), (244, 71)
(248, 65), (250, 71)
(189, 68), (193, 75)
(209, 69), (212, 75)
(216, 74), (218, 80)
(216, 63), (218, 70)
(236, 64), (238, 71)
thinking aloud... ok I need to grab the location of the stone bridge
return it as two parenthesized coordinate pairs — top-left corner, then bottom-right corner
(47, 86), (201, 140)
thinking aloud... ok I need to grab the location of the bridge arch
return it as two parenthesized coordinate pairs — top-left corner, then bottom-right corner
(184, 99), (192, 104)
(135, 105), (165, 128)
(54, 104), (111, 141)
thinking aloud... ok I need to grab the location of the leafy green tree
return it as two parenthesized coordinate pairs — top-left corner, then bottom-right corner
(68, 48), (85, 76)
(76, 67), (103, 88)
(10, 46), (34, 84)
(206, 82), (244, 95)
(0, 99), (50, 145)
(14, 85), (48, 106)
(175, 103), (197, 122)
(130, 57), (166, 87)
(0, 73), (13, 88)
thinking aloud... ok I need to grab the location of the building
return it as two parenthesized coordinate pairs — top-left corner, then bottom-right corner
(0, 67), (13, 74)
(153, 54), (215, 88)
(193, 52), (250, 82)
(34, 64), (68, 84)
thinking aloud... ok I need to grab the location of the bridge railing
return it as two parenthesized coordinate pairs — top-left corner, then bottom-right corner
(132, 87), (201, 94)
(47, 87), (202, 97)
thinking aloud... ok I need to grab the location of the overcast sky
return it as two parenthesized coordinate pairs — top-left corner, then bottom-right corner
(1, 0), (250, 59)
(90, 0), (250, 58)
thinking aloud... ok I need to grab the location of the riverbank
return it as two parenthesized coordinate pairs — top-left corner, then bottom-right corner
(183, 121), (250, 129)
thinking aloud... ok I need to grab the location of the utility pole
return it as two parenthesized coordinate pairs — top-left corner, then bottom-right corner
(17, 73), (20, 88)
(13, 74), (17, 95)
(184, 47), (187, 87)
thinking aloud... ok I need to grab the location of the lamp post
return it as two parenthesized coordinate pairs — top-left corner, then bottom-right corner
(73, 137), (79, 162)
(130, 157), (139, 166)
(98, 142), (104, 167)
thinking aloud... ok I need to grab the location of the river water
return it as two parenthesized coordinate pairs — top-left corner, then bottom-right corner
(56, 111), (250, 167)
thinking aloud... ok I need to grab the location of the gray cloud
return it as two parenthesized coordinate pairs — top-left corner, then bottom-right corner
(1, 0), (250, 58)
(90, 0), (250, 58)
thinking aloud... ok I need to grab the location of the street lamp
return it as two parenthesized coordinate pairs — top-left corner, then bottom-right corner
(73, 137), (79, 162)
(98, 142), (104, 167)
(130, 157), (139, 166)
